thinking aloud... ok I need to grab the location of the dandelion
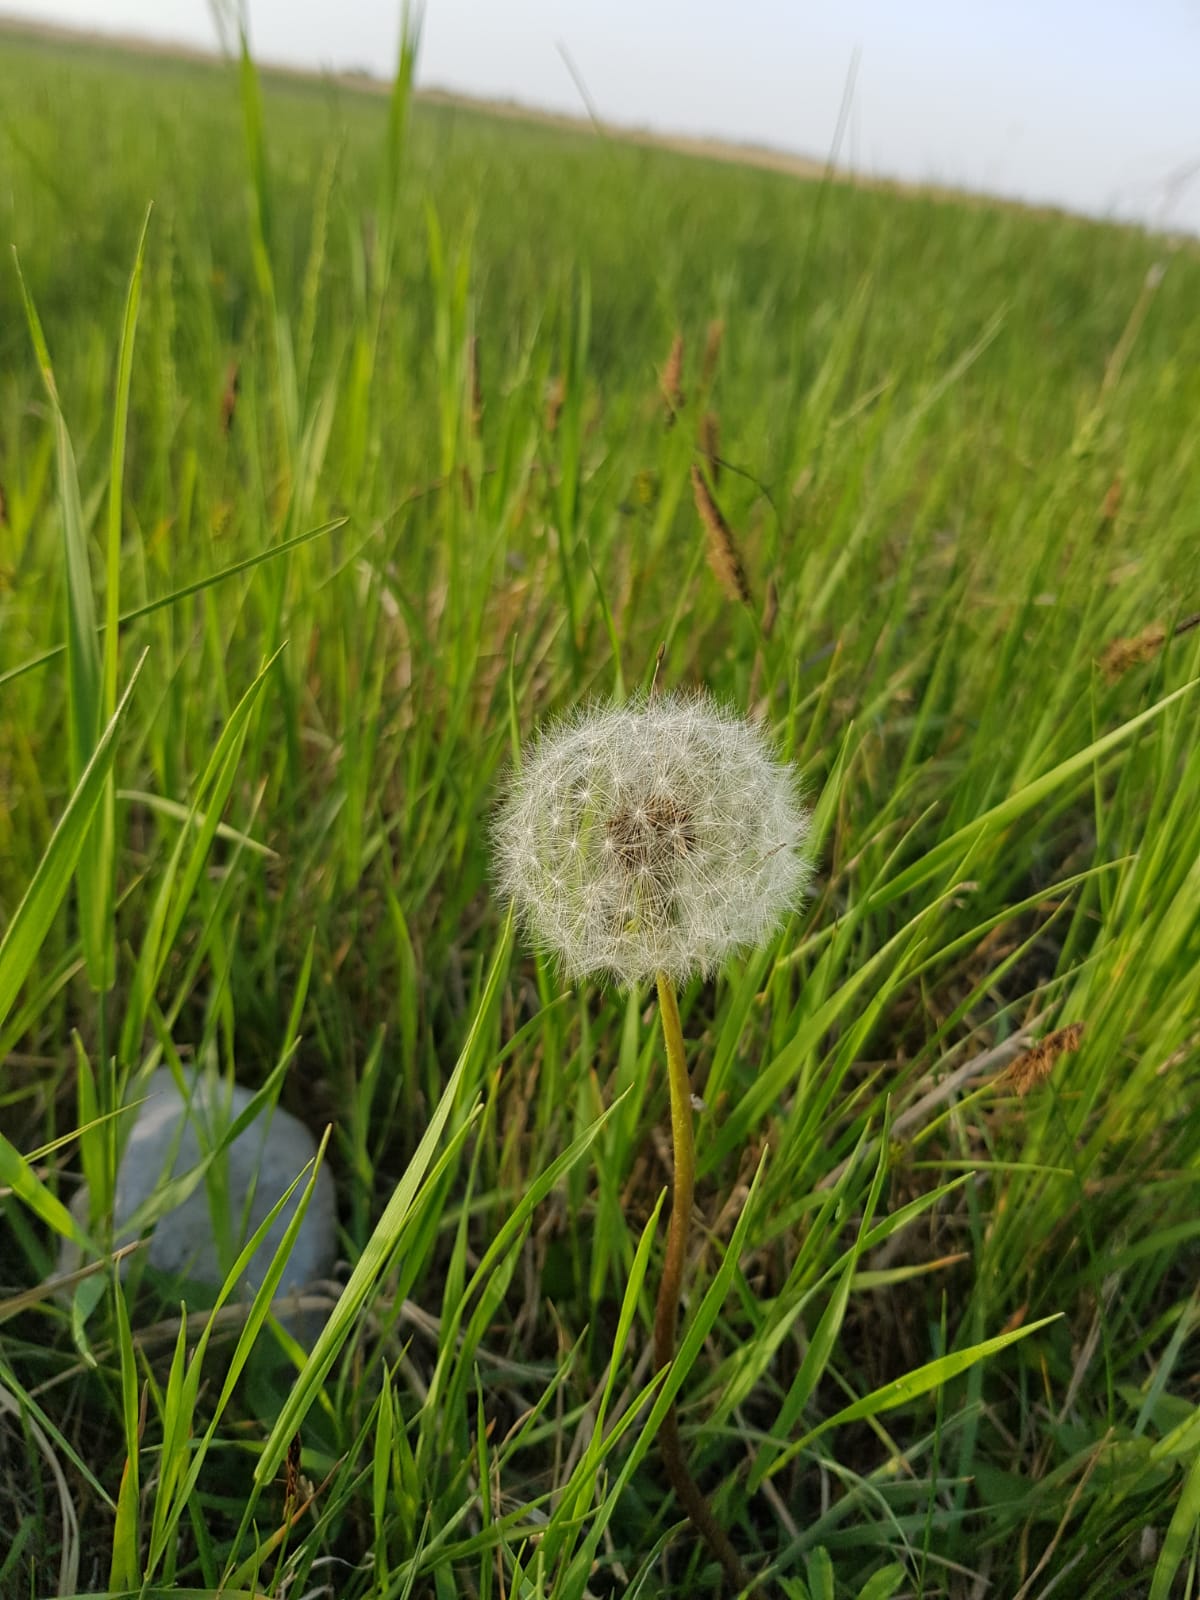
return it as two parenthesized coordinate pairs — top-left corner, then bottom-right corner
(494, 691), (811, 987)
(494, 689), (815, 1595)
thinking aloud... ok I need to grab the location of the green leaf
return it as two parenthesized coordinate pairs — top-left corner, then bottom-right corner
(0, 1130), (90, 1252)
(763, 1315), (1062, 1483)
(874, 676), (1200, 909)
(804, 1546), (835, 1600)
(107, 1274), (141, 1591)
(0, 652), (146, 1034)
(857, 1563), (908, 1600)
(1149, 1442), (1200, 1600)
(252, 909), (514, 1486)
(119, 645), (285, 1062)
(14, 246), (108, 986)
(0, 517), (345, 691)
(748, 1123), (892, 1491)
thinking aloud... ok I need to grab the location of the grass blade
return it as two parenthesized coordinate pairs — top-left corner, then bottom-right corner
(0, 651), (146, 1033)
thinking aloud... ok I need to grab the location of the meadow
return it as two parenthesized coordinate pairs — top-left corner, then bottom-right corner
(1, 16), (1199, 1598)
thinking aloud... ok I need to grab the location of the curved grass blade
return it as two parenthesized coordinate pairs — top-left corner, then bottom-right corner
(0, 517), (346, 691)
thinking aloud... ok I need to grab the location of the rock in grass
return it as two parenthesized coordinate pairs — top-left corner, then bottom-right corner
(61, 1069), (337, 1330)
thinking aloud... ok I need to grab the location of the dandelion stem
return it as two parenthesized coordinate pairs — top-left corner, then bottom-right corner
(654, 972), (755, 1596)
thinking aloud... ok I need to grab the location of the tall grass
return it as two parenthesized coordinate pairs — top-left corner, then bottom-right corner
(1, 18), (1199, 1598)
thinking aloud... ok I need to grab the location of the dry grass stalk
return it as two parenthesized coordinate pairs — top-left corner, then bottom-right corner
(1000, 1022), (1085, 1096)
(661, 331), (685, 422)
(545, 374), (566, 435)
(702, 317), (724, 384)
(747, 578), (779, 711)
(690, 464), (751, 605)
(1099, 623), (1167, 680)
(1098, 610), (1200, 682)
(761, 576), (779, 638)
(1100, 476), (1122, 521)
(1107, 614), (1200, 678)
(699, 409), (721, 484)
(0, 479), (8, 526)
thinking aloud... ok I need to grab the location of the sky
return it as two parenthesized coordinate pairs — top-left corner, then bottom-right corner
(4, 0), (1200, 234)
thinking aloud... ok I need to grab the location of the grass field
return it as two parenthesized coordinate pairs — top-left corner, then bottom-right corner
(2, 15), (1200, 1599)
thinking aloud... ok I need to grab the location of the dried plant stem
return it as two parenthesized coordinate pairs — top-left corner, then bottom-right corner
(654, 973), (754, 1597)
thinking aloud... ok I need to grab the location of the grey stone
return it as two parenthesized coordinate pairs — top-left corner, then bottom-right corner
(61, 1069), (337, 1330)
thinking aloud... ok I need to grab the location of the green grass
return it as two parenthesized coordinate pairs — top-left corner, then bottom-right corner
(2, 17), (1199, 1599)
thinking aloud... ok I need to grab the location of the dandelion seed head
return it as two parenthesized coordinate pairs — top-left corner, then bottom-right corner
(492, 691), (815, 986)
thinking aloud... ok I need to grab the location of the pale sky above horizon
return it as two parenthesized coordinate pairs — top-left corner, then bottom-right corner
(4, 1), (1200, 234)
